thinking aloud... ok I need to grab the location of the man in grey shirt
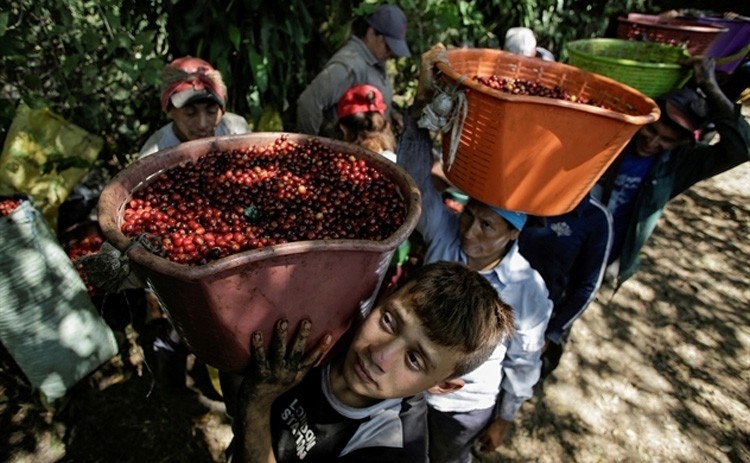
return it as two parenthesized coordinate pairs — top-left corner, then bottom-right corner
(295, 4), (410, 137)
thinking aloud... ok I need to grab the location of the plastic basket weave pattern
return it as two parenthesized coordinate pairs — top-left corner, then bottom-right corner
(617, 13), (728, 56)
(566, 39), (692, 98)
(435, 48), (659, 216)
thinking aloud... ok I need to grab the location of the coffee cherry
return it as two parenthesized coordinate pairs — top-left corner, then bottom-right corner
(0, 198), (21, 217)
(473, 75), (610, 110)
(121, 138), (407, 265)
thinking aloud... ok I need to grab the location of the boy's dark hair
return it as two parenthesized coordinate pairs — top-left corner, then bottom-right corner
(398, 261), (514, 377)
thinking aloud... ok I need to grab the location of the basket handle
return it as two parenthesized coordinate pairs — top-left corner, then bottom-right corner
(418, 75), (469, 171)
(713, 43), (750, 65)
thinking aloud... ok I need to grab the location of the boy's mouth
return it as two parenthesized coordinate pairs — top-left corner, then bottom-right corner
(354, 356), (376, 386)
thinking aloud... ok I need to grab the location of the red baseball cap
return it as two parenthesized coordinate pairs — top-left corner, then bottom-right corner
(337, 84), (387, 119)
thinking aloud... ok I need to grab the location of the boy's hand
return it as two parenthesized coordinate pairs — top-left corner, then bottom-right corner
(240, 318), (332, 409)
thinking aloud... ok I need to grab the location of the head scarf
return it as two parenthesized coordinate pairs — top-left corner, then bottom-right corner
(160, 56), (227, 113)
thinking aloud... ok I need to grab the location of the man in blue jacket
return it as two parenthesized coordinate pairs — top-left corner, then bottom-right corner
(518, 192), (613, 378)
(594, 57), (750, 289)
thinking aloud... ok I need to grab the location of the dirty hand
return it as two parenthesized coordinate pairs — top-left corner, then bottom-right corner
(476, 417), (510, 453)
(689, 56), (717, 89)
(415, 43), (450, 106)
(240, 318), (332, 408)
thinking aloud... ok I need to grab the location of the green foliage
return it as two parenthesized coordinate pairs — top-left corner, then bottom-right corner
(163, 1), (354, 130)
(1, 0), (682, 172)
(0, 0), (168, 167)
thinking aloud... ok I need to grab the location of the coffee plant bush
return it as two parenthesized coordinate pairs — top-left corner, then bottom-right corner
(2, 0), (724, 172)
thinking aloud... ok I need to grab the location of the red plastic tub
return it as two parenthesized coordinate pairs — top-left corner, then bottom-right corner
(98, 133), (421, 373)
(617, 13), (728, 56)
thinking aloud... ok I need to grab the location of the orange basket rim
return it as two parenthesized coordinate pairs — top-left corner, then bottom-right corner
(436, 48), (659, 124)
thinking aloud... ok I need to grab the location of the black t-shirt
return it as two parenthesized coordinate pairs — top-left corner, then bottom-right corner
(270, 363), (428, 462)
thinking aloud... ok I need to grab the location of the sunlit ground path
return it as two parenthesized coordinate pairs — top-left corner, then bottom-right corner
(482, 135), (750, 462)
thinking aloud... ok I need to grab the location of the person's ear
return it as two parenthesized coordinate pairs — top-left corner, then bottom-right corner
(509, 229), (520, 241)
(339, 124), (350, 140)
(427, 377), (465, 395)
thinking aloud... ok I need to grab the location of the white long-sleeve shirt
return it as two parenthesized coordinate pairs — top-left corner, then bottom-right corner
(397, 113), (553, 420)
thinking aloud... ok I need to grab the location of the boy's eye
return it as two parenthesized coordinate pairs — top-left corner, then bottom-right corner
(481, 220), (493, 229)
(406, 351), (425, 371)
(380, 311), (395, 333)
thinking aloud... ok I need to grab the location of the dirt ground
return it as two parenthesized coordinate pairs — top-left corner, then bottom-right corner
(1, 162), (749, 463)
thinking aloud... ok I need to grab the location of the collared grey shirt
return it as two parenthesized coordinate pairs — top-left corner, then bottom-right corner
(296, 36), (393, 136)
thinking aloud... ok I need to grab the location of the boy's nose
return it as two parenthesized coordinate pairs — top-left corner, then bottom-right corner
(370, 341), (399, 373)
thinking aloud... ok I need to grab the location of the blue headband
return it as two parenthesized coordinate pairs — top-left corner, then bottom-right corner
(488, 206), (527, 231)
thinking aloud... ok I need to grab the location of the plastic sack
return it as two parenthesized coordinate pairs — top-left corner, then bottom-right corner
(0, 199), (118, 401)
(0, 104), (102, 232)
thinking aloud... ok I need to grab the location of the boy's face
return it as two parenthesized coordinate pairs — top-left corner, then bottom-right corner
(334, 284), (464, 407)
(169, 101), (223, 142)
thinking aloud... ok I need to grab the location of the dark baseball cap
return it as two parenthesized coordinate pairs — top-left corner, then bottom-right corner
(662, 88), (709, 133)
(366, 4), (411, 58)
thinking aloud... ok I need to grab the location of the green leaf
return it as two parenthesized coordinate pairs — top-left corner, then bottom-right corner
(82, 29), (102, 53)
(228, 24), (241, 51)
(111, 87), (131, 101)
(0, 12), (9, 38)
(60, 54), (82, 75)
(247, 48), (268, 94)
(114, 31), (132, 50)
(135, 31), (155, 48)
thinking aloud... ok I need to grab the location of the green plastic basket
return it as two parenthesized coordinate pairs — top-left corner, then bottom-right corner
(566, 39), (692, 98)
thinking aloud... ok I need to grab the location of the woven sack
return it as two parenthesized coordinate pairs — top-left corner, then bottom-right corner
(0, 200), (117, 401)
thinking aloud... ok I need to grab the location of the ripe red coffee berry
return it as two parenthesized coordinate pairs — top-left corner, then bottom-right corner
(473, 75), (611, 110)
(0, 198), (21, 217)
(121, 137), (407, 265)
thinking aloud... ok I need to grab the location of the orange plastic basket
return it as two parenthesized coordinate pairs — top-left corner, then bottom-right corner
(617, 13), (728, 56)
(436, 48), (660, 216)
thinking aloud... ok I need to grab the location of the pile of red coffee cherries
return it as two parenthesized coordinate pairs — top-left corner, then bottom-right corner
(66, 231), (105, 296)
(121, 136), (407, 265)
(474, 75), (610, 109)
(0, 197), (21, 217)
